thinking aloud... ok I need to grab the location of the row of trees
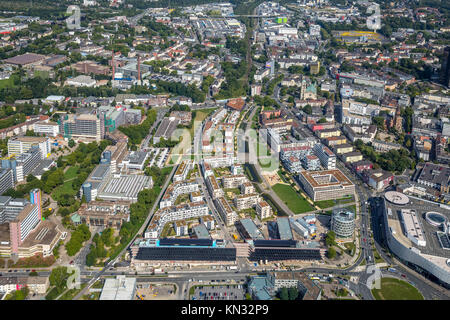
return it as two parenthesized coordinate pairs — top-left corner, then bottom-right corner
(106, 166), (173, 261)
(154, 80), (206, 103)
(265, 74), (284, 96)
(119, 108), (157, 146)
(278, 287), (299, 300)
(86, 228), (117, 267)
(214, 60), (248, 99)
(65, 224), (91, 257)
(253, 95), (279, 109)
(3, 168), (64, 199)
(109, 188), (160, 260)
(354, 139), (414, 173)
(46, 266), (73, 300)
(326, 231), (337, 259)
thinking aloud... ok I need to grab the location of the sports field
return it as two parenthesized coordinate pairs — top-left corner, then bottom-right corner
(371, 277), (424, 300)
(272, 183), (314, 214)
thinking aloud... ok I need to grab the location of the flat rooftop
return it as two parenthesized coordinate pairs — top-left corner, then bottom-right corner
(98, 175), (153, 200)
(299, 169), (354, 189)
(193, 224), (210, 239)
(277, 217), (293, 240)
(9, 136), (48, 143)
(99, 276), (136, 300)
(4, 53), (46, 65)
(385, 196), (450, 261)
(238, 218), (264, 240)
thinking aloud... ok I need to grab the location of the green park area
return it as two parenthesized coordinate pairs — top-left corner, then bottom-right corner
(51, 166), (80, 199)
(315, 195), (354, 209)
(272, 183), (314, 214)
(0, 77), (16, 89)
(371, 278), (424, 300)
(189, 108), (216, 137)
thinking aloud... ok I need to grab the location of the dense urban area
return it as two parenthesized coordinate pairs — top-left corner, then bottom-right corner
(0, 0), (449, 302)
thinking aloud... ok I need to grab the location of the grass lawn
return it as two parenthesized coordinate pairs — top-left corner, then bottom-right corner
(224, 188), (241, 195)
(315, 199), (336, 209)
(315, 196), (355, 209)
(161, 166), (173, 176)
(344, 242), (356, 256)
(64, 166), (79, 181)
(189, 109), (216, 137)
(0, 76), (17, 89)
(174, 193), (190, 205)
(373, 248), (384, 264)
(52, 180), (78, 199)
(371, 278), (424, 300)
(45, 287), (62, 300)
(59, 283), (87, 300)
(239, 208), (257, 219)
(272, 183), (314, 214)
(51, 166), (81, 200)
(160, 223), (176, 238)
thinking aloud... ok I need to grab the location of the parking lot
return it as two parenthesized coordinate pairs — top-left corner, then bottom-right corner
(191, 284), (245, 300)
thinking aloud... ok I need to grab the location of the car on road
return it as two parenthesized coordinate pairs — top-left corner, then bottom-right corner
(401, 274), (406, 278)
(70, 260), (74, 264)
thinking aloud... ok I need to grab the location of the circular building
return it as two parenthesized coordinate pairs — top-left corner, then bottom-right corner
(425, 212), (448, 227)
(82, 182), (92, 203)
(384, 191), (410, 206)
(331, 209), (355, 238)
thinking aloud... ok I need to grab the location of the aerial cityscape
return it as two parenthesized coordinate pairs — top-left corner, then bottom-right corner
(0, 0), (449, 304)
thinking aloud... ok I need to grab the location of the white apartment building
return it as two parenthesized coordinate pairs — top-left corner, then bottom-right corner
(7, 136), (51, 159)
(216, 197), (237, 226)
(33, 121), (60, 137)
(313, 144), (336, 169)
(240, 182), (255, 194)
(160, 180), (199, 208)
(222, 174), (248, 189)
(173, 160), (192, 182)
(203, 155), (235, 168)
(234, 193), (260, 211)
(201, 215), (215, 230)
(174, 220), (188, 236)
(145, 201), (209, 238)
(206, 175), (224, 199)
(256, 201), (272, 220)
(341, 99), (380, 126)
